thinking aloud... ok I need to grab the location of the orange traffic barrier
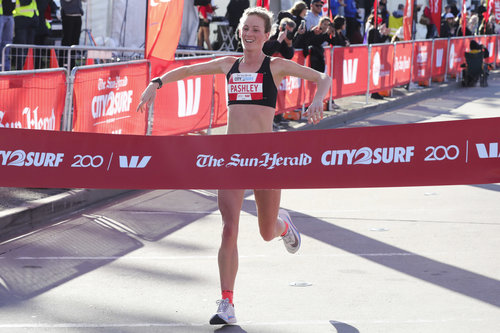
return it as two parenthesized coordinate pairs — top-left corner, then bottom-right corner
(23, 48), (34, 70)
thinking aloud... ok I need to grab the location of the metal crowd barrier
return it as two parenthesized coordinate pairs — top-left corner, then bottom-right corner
(1, 44), (144, 72)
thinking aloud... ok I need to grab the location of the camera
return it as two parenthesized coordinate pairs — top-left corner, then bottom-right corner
(286, 30), (294, 40)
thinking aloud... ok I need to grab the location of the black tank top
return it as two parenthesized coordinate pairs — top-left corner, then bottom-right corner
(226, 56), (278, 108)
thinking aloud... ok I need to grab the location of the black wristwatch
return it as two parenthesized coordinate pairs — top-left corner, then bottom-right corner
(151, 77), (163, 89)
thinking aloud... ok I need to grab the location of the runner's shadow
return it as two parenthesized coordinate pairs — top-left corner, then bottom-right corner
(290, 211), (500, 308)
(214, 325), (248, 332)
(330, 320), (360, 333)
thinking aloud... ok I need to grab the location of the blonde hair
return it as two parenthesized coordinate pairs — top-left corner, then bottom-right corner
(238, 7), (274, 33)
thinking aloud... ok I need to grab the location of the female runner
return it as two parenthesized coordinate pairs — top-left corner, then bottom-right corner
(137, 7), (331, 325)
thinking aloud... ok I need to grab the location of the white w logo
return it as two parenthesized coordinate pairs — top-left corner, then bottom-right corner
(476, 143), (500, 159)
(119, 156), (152, 168)
(177, 78), (201, 118)
(343, 59), (358, 85)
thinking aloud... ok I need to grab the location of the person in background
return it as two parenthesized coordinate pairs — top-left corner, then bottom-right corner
(275, 0), (308, 34)
(13, 0), (39, 69)
(198, 2), (216, 50)
(304, 0), (324, 30)
(0, 0), (15, 71)
(225, 0), (249, 33)
(388, 4), (404, 38)
(263, 17), (297, 59)
(331, 15), (349, 46)
(478, 15), (496, 35)
(440, 12), (456, 37)
(344, 0), (362, 44)
(60, 0), (85, 47)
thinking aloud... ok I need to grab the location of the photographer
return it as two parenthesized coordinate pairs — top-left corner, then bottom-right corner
(295, 16), (334, 72)
(262, 17), (299, 59)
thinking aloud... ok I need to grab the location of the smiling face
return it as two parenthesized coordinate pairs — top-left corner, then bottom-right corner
(239, 14), (270, 51)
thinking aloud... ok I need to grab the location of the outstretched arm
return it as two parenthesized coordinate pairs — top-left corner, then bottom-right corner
(271, 57), (332, 125)
(137, 56), (236, 113)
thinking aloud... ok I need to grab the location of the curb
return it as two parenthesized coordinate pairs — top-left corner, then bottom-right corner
(0, 189), (135, 242)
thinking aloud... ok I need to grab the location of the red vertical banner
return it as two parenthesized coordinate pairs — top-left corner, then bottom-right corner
(495, 0), (500, 21)
(413, 41), (432, 81)
(431, 39), (449, 78)
(256, 0), (269, 9)
(403, 0), (414, 40)
(429, 0), (442, 36)
(497, 36), (500, 66)
(146, 0), (184, 61)
(0, 70), (66, 131)
(393, 42), (412, 86)
(331, 46), (369, 99)
(374, 0), (379, 28)
(447, 38), (466, 75)
(369, 44), (394, 93)
(152, 57), (215, 136)
(462, 0), (467, 36)
(72, 62), (149, 135)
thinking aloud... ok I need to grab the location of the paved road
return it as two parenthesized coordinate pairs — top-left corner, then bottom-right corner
(0, 78), (499, 333)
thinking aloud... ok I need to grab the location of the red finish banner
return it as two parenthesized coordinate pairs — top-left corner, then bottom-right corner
(482, 36), (497, 64)
(431, 39), (448, 78)
(429, 0), (442, 36)
(447, 38), (466, 75)
(413, 41), (433, 81)
(369, 44), (394, 93)
(0, 70), (66, 131)
(72, 62), (149, 135)
(393, 42), (412, 86)
(332, 46), (369, 98)
(152, 57), (215, 136)
(1, 118), (499, 189)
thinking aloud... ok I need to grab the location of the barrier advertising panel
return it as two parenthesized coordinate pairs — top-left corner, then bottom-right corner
(72, 61), (149, 135)
(152, 57), (215, 135)
(369, 44), (394, 93)
(277, 51), (305, 114)
(0, 69), (66, 131)
(332, 46), (369, 98)
(448, 38), (466, 75)
(431, 39), (448, 78)
(413, 40), (433, 81)
(393, 42), (412, 85)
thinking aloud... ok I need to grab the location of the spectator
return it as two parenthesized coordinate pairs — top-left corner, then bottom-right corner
(422, 4), (438, 38)
(263, 17), (296, 59)
(275, 1), (308, 34)
(329, 0), (346, 17)
(388, 4), (404, 38)
(225, 0), (249, 33)
(344, 0), (362, 44)
(449, 1), (459, 18)
(0, 0), (15, 71)
(304, 0), (324, 30)
(467, 14), (479, 35)
(391, 26), (404, 42)
(378, 0), (389, 26)
(476, 0), (486, 27)
(440, 13), (456, 37)
(455, 14), (473, 36)
(392, 3), (404, 18)
(478, 15), (496, 35)
(13, 0), (39, 69)
(60, 0), (85, 47)
(35, 0), (58, 46)
(367, 17), (389, 100)
(297, 17), (334, 72)
(331, 15), (349, 46)
(198, 2), (215, 50)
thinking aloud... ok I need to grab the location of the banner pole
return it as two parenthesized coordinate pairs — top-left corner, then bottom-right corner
(429, 39), (435, 87)
(366, 44), (372, 104)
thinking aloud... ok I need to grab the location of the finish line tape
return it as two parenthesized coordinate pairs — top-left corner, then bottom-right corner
(1, 117), (499, 189)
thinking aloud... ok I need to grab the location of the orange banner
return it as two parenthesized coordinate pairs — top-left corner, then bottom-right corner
(72, 62), (149, 135)
(146, 0), (185, 61)
(0, 70), (66, 131)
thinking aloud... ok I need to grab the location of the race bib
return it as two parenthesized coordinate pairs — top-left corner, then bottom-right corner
(228, 73), (264, 101)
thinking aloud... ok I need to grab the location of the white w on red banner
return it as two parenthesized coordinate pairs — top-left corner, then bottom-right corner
(1, 118), (499, 189)
(0, 69), (66, 131)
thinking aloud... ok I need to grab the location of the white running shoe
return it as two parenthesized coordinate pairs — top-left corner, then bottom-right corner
(209, 298), (237, 325)
(279, 209), (301, 254)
